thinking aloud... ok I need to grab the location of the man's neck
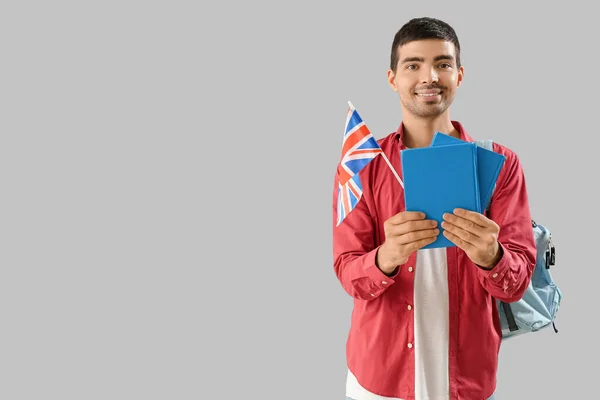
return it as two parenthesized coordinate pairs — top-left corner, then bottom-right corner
(401, 115), (459, 148)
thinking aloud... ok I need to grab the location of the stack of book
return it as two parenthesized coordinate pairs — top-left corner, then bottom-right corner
(401, 133), (506, 249)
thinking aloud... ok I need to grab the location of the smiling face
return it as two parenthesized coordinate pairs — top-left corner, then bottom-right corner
(388, 39), (464, 119)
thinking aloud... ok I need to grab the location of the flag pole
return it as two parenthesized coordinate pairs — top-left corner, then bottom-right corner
(347, 101), (404, 189)
(380, 152), (404, 188)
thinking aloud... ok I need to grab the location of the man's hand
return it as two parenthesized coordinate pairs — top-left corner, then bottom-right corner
(376, 211), (439, 275)
(441, 208), (502, 269)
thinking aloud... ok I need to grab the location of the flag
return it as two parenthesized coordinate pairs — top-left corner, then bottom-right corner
(336, 102), (383, 226)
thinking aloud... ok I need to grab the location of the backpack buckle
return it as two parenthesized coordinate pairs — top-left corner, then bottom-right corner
(545, 237), (555, 269)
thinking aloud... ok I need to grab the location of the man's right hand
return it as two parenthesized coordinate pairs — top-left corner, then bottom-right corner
(376, 211), (439, 275)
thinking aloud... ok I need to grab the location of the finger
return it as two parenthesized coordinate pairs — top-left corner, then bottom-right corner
(388, 211), (427, 225)
(395, 228), (440, 245)
(452, 208), (493, 228)
(442, 213), (485, 237)
(441, 221), (481, 246)
(416, 235), (438, 249)
(405, 235), (438, 253)
(443, 229), (474, 252)
(388, 219), (438, 237)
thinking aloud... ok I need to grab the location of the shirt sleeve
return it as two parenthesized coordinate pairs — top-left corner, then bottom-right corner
(332, 173), (399, 300)
(476, 151), (536, 302)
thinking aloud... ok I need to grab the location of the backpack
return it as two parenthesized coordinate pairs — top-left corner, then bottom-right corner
(476, 140), (562, 340)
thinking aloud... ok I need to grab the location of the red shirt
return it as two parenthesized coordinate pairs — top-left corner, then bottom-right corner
(331, 121), (536, 399)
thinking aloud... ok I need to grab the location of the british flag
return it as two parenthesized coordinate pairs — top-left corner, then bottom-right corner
(336, 102), (383, 226)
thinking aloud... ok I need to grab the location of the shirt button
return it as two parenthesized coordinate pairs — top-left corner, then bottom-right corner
(370, 293), (375, 297)
(492, 273), (498, 278)
(407, 343), (413, 349)
(408, 267), (413, 272)
(382, 281), (388, 285)
(407, 305), (412, 310)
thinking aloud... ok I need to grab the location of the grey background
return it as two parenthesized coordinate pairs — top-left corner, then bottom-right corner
(0, 1), (596, 399)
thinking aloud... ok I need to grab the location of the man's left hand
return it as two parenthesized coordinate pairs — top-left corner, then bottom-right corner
(441, 208), (502, 269)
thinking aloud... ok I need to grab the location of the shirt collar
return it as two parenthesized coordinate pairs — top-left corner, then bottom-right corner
(395, 120), (474, 149)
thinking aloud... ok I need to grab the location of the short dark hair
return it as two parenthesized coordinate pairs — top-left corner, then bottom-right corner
(390, 17), (461, 71)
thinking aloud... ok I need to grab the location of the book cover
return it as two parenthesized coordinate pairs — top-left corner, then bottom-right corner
(401, 142), (481, 249)
(430, 132), (506, 211)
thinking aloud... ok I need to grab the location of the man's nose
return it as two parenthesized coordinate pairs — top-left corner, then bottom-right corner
(420, 67), (439, 84)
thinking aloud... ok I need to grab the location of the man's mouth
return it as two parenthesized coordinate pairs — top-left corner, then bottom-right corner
(415, 90), (443, 97)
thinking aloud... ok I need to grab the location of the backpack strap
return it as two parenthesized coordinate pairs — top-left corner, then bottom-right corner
(475, 139), (494, 151)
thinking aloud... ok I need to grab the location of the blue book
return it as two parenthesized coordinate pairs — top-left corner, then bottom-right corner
(430, 133), (506, 212)
(401, 142), (481, 249)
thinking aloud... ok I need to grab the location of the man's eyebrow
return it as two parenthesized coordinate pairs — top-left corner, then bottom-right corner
(400, 54), (454, 63)
(434, 54), (454, 62)
(400, 56), (424, 64)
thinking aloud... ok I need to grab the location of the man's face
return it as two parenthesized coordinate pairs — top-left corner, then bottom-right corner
(388, 39), (464, 119)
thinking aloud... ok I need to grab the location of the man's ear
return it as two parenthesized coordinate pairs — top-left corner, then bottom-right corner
(387, 69), (398, 92)
(456, 65), (465, 88)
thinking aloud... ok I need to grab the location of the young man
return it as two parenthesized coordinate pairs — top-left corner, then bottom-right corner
(332, 17), (536, 400)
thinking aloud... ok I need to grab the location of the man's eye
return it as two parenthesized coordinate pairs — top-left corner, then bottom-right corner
(439, 63), (451, 68)
(407, 65), (417, 70)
